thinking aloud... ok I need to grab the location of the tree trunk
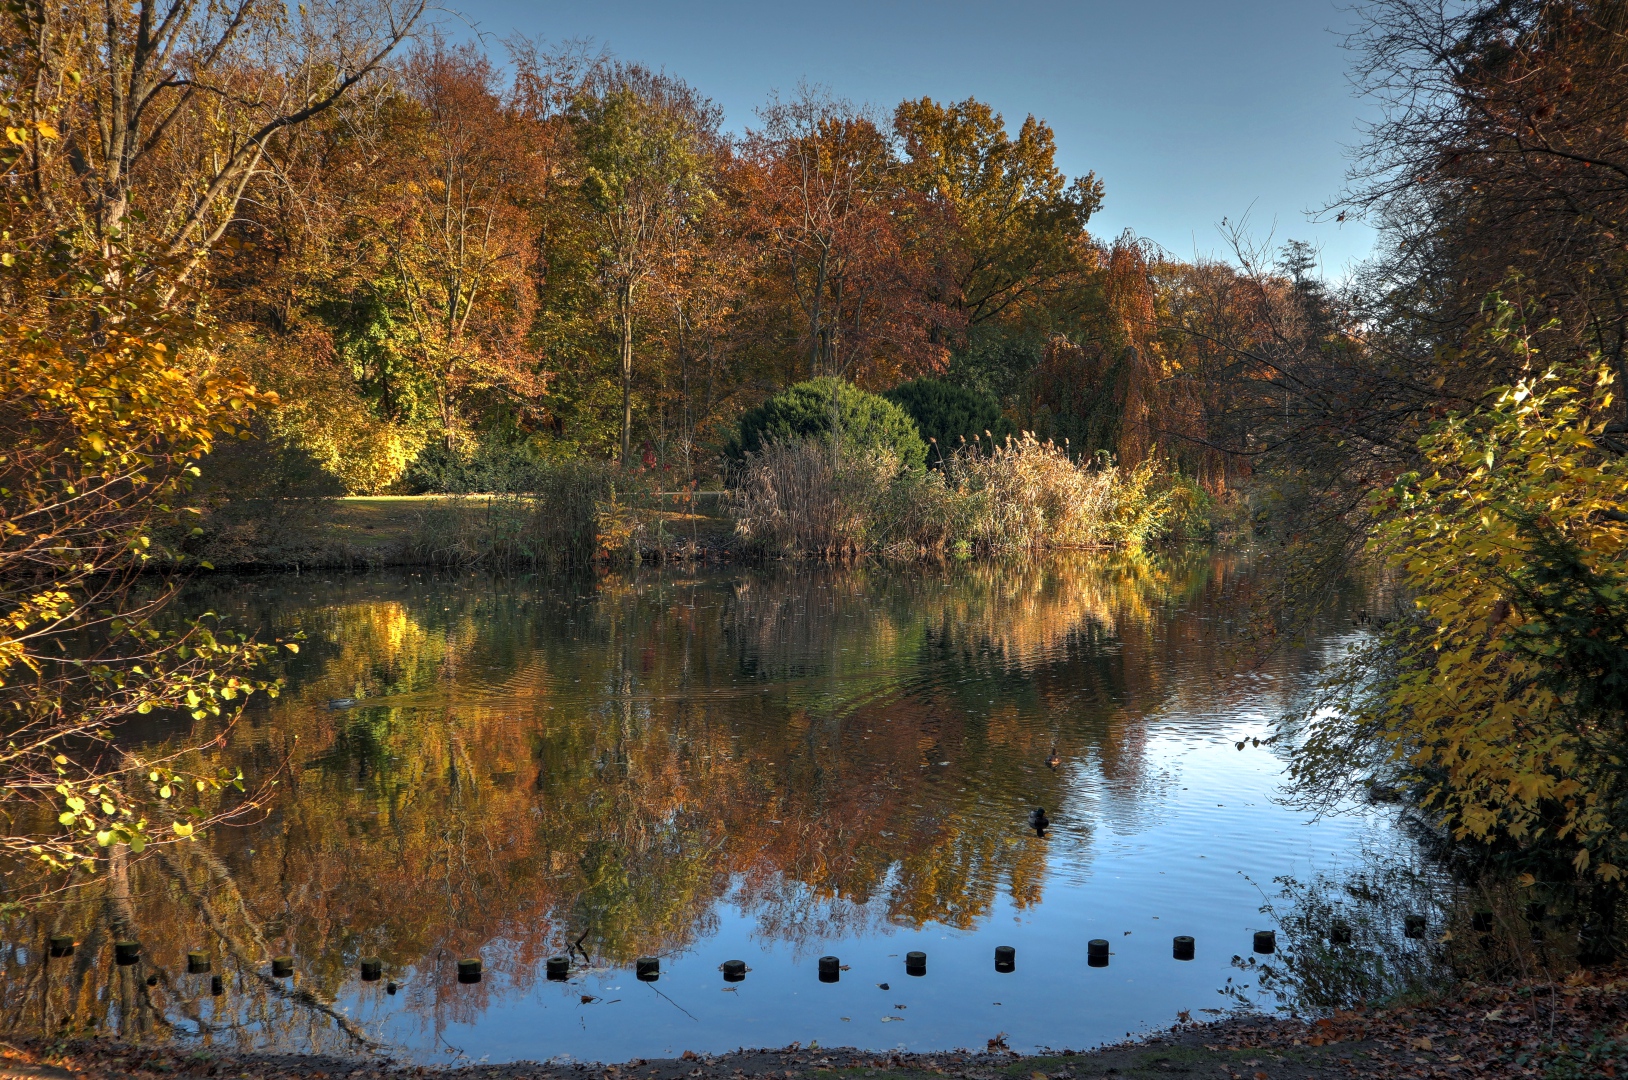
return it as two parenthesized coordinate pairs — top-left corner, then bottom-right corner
(437, 383), (456, 452)
(678, 310), (691, 477)
(1580, 883), (1620, 967)
(619, 280), (635, 468)
(809, 252), (828, 380)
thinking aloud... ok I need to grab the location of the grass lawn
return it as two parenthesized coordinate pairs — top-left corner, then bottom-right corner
(312, 495), (736, 559)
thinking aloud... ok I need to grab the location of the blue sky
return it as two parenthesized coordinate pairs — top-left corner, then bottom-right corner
(443, 1), (1380, 276)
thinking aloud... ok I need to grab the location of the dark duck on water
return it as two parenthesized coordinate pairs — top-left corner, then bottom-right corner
(1028, 807), (1050, 837)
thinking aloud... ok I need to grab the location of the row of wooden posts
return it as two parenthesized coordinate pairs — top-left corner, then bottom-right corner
(50, 913), (1491, 990)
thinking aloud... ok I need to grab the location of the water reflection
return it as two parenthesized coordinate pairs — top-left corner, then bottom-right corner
(2, 553), (1380, 1062)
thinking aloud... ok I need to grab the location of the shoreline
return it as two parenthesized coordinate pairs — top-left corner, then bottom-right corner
(0, 1015), (1362, 1080)
(186, 495), (1171, 573)
(190, 495), (742, 572)
(3, 970), (1624, 1079)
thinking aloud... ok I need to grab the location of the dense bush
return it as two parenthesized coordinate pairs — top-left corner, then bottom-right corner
(1157, 473), (1221, 542)
(941, 435), (1196, 552)
(1289, 359), (1627, 961)
(724, 377), (927, 472)
(883, 377), (1013, 462)
(404, 435), (557, 494)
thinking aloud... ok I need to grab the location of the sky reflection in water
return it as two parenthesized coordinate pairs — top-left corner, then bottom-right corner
(4, 554), (1385, 1064)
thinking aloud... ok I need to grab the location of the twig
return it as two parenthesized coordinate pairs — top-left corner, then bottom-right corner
(644, 979), (699, 1021)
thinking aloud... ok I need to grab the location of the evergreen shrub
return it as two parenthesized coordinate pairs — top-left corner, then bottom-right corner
(724, 377), (927, 472)
(883, 377), (1013, 462)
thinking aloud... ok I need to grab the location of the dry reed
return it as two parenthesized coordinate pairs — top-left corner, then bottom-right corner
(731, 433), (1205, 558)
(399, 461), (643, 568)
(730, 439), (896, 556)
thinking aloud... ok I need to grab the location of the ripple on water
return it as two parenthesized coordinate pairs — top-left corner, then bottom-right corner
(3, 555), (1389, 1063)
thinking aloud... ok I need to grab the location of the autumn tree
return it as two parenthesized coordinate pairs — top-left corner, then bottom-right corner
(1106, 207), (1517, 640)
(1291, 315), (1627, 960)
(210, 36), (576, 493)
(8, 0), (424, 298)
(570, 66), (718, 466)
(379, 43), (547, 450)
(0, 0), (420, 878)
(894, 97), (1102, 331)
(1344, 0), (1628, 403)
(744, 88), (952, 391)
(1185, 0), (1628, 607)
(646, 169), (760, 473)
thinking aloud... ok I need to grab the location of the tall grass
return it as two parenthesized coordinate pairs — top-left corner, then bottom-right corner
(400, 461), (645, 568)
(945, 435), (1120, 550)
(730, 439), (896, 556)
(731, 433), (1214, 558)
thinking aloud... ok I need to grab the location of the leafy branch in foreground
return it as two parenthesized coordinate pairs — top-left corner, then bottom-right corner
(1290, 312), (1627, 958)
(0, 132), (287, 876)
(1, 0), (417, 889)
(0, 287), (294, 873)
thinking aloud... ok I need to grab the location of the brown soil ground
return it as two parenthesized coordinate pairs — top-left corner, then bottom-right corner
(4, 968), (1622, 1080)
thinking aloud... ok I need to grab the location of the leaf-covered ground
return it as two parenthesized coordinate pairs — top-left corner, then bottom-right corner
(3, 968), (1621, 1080)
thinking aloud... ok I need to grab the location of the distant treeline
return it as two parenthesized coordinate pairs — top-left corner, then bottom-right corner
(201, 38), (1172, 493)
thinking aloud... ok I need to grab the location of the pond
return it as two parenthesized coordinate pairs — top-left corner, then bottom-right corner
(3, 553), (1398, 1065)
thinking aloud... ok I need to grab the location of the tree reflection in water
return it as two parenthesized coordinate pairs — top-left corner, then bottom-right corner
(3, 552), (1312, 1056)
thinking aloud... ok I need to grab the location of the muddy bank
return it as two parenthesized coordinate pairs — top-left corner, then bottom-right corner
(0, 1019), (1363, 1080)
(3, 970), (1624, 1080)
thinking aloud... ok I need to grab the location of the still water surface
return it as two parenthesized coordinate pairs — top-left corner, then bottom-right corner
(5, 554), (1387, 1065)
